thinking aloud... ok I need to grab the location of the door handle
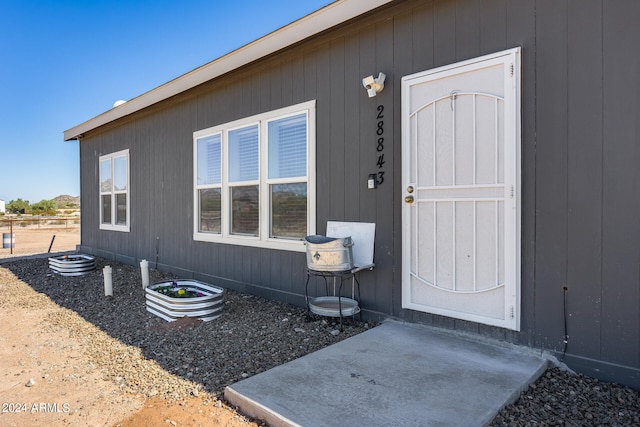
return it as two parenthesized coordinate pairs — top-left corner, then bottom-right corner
(405, 195), (414, 204)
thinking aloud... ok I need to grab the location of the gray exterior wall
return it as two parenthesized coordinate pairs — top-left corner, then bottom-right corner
(78, 0), (640, 388)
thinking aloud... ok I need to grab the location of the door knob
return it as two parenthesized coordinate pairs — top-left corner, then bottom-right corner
(405, 195), (414, 204)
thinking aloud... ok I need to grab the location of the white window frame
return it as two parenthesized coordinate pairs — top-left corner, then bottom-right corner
(193, 100), (316, 252)
(99, 149), (130, 232)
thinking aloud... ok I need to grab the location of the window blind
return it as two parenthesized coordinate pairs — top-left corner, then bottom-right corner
(229, 125), (259, 182)
(197, 134), (221, 185)
(268, 113), (306, 179)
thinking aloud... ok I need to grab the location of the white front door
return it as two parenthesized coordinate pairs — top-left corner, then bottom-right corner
(401, 48), (521, 331)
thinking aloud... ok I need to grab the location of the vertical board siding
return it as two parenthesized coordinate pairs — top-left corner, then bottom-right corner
(534, 0), (569, 351)
(290, 55), (306, 105)
(269, 66), (282, 108)
(344, 34), (362, 222)
(479, 0), (507, 53)
(329, 38), (347, 220)
(566, 0), (603, 362)
(136, 116), (154, 258)
(77, 0), (640, 385)
(412, 4), (435, 72)
(455, 0), (481, 60)
(433, 0), (456, 66)
(315, 44), (332, 228)
(393, 11), (414, 315)
(356, 25), (380, 311)
(601, 0), (640, 368)
(373, 19), (396, 314)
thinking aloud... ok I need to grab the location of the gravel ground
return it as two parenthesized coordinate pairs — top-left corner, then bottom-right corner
(1, 256), (373, 402)
(491, 368), (640, 426)
(490, 367), (640, 426)
(2, 256), (639, 425)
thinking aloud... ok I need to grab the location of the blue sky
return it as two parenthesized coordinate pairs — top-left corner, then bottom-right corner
(0, 0), (332, 204)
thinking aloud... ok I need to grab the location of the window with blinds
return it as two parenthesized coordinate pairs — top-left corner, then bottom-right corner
(229, 125), (259, 182)
(193, 100), (315, 252)
(268, 113), (306, 179)
(267, 113), (307, 238)
(196, 134), (221, 186)
(99, 149), (130, 232)
(196, 134), (222, 233)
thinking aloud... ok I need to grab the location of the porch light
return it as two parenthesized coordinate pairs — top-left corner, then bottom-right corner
(362, 72), (386, 97)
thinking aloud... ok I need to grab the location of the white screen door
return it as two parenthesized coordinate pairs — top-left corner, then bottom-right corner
(401, 48), (521, 330)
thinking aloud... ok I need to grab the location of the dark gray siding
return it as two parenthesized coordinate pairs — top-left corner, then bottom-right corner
(531, 0), (640, 386)
(79, 0), (640, 387)
(600, 0), (640, 375)
(565, 1), (604, 363)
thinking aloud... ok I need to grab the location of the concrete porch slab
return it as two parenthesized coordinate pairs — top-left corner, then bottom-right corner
(225, 321), (549, 427)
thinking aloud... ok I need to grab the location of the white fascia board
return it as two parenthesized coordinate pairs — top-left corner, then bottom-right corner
(64, 0), (393, 141)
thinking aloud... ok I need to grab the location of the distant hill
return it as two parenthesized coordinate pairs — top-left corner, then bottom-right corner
(53, 195), (80, 207)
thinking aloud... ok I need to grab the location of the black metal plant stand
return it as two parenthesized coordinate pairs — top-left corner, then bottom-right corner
(305, 268), (363, 330)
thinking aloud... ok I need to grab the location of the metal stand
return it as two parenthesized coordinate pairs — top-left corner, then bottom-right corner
(305, 266), (371, 330)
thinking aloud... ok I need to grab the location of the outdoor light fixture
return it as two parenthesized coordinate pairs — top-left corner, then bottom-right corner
(362, 72), (386, 97)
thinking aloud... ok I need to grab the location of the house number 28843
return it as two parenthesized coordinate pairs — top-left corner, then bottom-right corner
(376, 105), (385, 185)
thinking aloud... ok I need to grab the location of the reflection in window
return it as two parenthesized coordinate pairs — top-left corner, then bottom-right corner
(231, 186), (259, 236)
(197, 134), (221, 186)
(102, 195), (111, 224)
(199, 188), (221, 233)
(100, 160), (112, 193)
(114, 156), (128, 191)
(193, 100), (315, 249)
(99, 150), (129, 231)
(116, 194), (127, 225)
(271, 183), (307, 238)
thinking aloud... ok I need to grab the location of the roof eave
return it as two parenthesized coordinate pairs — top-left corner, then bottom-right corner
(63, 0), (393, 141)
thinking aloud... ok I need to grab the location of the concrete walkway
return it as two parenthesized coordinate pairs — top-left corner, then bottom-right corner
(225, 321), (550, 427)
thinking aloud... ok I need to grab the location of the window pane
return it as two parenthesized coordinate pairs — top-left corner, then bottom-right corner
(100, 159), (112, 193)
(116, 194), (127, 225)
(113, 156), (127, 191)
(229, 125), (259, 182)
(268, 113), (307, 179)
(197, 134), (221, 185)
(231, 185), (259, 236)
(271, 183), (307, 238)
(102, 195), (112, 224)
(199, 188), (221, 233)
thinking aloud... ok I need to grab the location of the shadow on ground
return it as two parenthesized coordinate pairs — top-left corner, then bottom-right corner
(2, 256), (372, 398)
